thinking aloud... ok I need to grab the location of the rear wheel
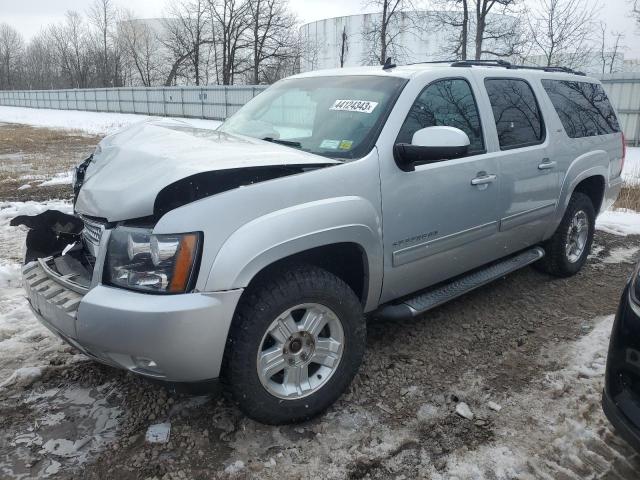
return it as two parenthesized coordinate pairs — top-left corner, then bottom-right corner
(223, 265), (366, 424)
(537, 192), (595, 277)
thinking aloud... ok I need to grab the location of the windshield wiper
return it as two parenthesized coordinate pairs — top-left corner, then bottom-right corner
(262, 137), (302, 148)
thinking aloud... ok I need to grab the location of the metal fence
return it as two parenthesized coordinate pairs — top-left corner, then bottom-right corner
(0, 75), (639, 142)
(0, 85), (268, 121)
(600, 73), (640, 146)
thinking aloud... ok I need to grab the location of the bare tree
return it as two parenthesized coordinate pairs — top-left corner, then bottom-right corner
(48, 12), (93, 88)
(247, 0), (296, 83)
(431, 0), (525, 61)
(163, 0), (212, 86)
(430, 1), (470, 60)
(118, 12), (165, 86)
(300, 28), (321, 71)
(361, 0), (418, 65)
(527, 0), (600, 68)
(598, 22), (624, 74)
(0, 24), (24, 89)
(88, 0), (117, 86)
(208, 0), (251, 85)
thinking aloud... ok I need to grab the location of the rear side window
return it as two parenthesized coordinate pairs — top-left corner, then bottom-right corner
(396, 78), (484, 155)
(484, 78), (544, 150)
(541, 79), (620, 138)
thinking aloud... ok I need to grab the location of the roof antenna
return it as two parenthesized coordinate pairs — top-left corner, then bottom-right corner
(382, 57), (396, 70)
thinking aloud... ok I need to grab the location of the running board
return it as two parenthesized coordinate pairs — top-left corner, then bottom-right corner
(376, 247), (545, 320)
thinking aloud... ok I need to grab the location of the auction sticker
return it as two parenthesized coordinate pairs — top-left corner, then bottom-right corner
(330, 99), (378, 114)
(320, 139), (340, 149)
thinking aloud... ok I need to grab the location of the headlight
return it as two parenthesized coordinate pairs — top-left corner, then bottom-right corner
(105, 227), (201, 294)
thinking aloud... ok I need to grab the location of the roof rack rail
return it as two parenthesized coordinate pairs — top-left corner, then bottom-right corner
(449, 59), (586, 76)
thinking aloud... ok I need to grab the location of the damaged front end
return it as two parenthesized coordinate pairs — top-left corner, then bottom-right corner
(11, 208), (107, 359)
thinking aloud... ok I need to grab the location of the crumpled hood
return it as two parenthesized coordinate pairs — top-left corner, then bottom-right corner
(75, 119), (338, 222)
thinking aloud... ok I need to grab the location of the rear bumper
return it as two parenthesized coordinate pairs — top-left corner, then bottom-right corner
(24, 260), (243, 382)
(602, 177), (623, 213)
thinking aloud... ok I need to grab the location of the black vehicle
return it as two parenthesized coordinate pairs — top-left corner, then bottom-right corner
(603, 263), (640, 451)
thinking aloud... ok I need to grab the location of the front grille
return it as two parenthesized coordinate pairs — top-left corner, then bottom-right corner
(81, 217), (106, 246)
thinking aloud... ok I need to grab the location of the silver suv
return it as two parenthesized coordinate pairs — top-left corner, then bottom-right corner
(18, 60), (624, 424)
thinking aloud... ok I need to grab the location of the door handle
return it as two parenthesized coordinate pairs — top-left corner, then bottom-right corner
(538, 158), (557, 170)
(471, 174), (497, 186)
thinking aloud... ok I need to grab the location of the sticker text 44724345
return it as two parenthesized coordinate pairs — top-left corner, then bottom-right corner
(330, 99), (379, 114)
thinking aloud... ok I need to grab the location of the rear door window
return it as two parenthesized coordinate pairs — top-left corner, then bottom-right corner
(541, 79), (620, 138)
(396, 78), (485, 155)
(484, 78), (545, 150)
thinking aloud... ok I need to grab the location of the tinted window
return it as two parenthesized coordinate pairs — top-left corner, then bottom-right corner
(485, 79), (544, 149)
(396, 78), (484, 154)
(541, 80), (620, 138)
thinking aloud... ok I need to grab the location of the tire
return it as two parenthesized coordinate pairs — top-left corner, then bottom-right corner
(537, 192), (595, 277)
(222, 264), (366, 424)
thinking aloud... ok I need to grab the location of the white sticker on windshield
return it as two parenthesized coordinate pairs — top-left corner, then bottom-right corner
(320, 139), (340, 149)
(330, 99), (378, 114)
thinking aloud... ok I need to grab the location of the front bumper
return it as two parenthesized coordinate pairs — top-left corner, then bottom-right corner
(602, 284), (640, 452)
(24, 259), (243, 382)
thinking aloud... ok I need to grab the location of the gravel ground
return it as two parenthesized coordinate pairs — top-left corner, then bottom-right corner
(1, 123), (639, 479)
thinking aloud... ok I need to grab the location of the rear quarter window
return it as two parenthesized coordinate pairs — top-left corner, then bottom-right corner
(541, 79), (620, 138)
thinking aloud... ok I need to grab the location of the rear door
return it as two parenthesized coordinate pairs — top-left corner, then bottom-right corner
(477, 74), (560, 252)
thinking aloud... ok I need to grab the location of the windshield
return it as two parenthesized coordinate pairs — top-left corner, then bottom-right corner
(219, 75), (407, 159)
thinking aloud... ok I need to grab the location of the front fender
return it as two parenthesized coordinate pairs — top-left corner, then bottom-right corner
(205, 196), (383, 312)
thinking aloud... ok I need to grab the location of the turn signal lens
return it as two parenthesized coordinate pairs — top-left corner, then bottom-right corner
(169, 234), (199, 293)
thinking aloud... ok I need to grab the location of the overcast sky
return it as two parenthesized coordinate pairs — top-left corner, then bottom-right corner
(3, 0), (640, 57)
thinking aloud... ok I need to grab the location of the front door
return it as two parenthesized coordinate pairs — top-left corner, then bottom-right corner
(379, 76), (502, 303)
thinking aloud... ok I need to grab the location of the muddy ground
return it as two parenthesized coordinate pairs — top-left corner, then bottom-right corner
(1, 123), (639, 479)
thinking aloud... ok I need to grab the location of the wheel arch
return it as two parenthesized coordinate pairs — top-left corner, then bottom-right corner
(204, 197), (383, 312)
(545, 161), (608, 240)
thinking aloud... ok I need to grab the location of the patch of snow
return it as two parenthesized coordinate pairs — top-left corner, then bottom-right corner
(487, 401), (502, 412)
(39, 171), (73, 187)
(0, 106), (221, 136)
(0, 261), (21, 288)
(438, 316), (616, 479)
(623, 146), (640, 185)
(224, 460), (245, 475)
(0, 366), (44, 389)
(145, 423), (171, 444)
(601, 246), (640, 264)
(596, 208), (640, 236)
(416, 403), (439, 422)
(17, 184), (31, 190)
(455, 402), (474, 420)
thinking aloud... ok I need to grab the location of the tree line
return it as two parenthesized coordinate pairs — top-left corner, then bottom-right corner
(363, 0), (627, 74)
(0, 0), (298, 90)
(0, 0), (634, 91)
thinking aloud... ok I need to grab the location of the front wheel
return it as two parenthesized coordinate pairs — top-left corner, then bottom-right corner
(537, 192), (595, 277)
(223, 265), (366, 424)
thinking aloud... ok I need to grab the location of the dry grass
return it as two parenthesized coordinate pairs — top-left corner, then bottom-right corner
(613, 184), (640, 211)
(0, 123), (101, 202)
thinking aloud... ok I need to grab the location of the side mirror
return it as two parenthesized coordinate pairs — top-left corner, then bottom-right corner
(394, 126), (470, 172)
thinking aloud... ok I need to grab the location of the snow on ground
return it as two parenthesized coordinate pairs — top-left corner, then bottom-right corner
(597, 208), (640, 236)
(0, 106), (222, 136)
(602, 246), (640, 264)
(0, 201), (72, 384)
(440, 315), (616, 479)
(623, 146), (640, 185)
(39, 171), (73, 187)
